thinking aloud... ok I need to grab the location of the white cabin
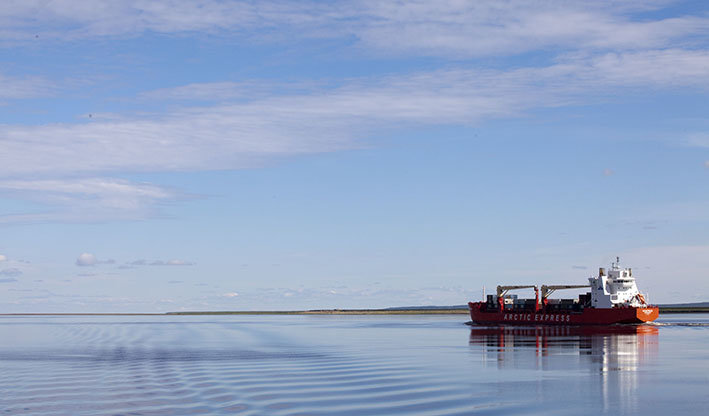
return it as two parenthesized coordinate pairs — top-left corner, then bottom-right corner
(588, 258), (648, 308)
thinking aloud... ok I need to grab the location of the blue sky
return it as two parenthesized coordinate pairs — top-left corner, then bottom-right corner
(1, 0), (709, 312)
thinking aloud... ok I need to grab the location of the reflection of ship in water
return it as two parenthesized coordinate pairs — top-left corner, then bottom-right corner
(469, 324), (658, 413)
(469, 324), (658, 369)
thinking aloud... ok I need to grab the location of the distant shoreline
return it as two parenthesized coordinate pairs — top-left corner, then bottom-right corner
(1, 306), (708, 316)
(658, 307), (709, 314)
(0, 309), (470, 316)
(166, 309), (471, 315)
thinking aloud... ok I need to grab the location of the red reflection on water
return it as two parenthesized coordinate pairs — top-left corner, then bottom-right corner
(469, 324), (658, 362)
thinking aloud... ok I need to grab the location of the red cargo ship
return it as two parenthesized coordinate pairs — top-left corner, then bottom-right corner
(468, 258), (659, 325)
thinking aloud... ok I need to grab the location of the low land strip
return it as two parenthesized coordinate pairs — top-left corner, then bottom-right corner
(166, 308), (470, 315)
(658, 306), (709, 314)
(2, 307), (708, 316)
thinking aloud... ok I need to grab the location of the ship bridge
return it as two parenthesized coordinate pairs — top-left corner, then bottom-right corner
(589, 257), (648, 308)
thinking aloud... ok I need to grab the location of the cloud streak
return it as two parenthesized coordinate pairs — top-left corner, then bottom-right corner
(2, 1), (707, 59)
(129, 259), (194, 266)
(2, 1), (708, 226)
(0, 178), (182, 223)
(687, 133), (709, 148)
(76, 253), (115, 266)
(353, 1), (709, 57)
(2, 49), (708, 180)
(0, 73), (54, 101)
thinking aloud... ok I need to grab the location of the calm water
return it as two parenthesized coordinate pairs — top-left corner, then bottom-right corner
(1, 314), (707, 415)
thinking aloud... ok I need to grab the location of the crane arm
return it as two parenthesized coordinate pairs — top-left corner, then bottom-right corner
(541, 284), (591, 299)
(496, 285), (537, 298)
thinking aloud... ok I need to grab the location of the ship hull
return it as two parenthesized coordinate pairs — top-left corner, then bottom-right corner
(468, 302), (659, 325)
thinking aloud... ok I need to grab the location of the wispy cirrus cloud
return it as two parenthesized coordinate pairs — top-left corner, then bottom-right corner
(0, 49), (707, 225)
(2, 49), (708, 180)
(686, 133), (709, 148)
(136, 81), (314, 102)
(1, 1), (708, 227)
(128, 259), (194, 266)
(353, 1), (709, 57)
(0, 178), (182, 223)
(2, 1), (707, 58)
(0, 0), (324, 42)
(0, 73), (54, 101)
(74, 254), (193, 269)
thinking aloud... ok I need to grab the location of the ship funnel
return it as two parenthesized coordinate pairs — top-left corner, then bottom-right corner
(599, 267), (605, 277)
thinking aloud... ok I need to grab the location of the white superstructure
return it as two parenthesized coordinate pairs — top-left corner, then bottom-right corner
(589, 257), (648, 308)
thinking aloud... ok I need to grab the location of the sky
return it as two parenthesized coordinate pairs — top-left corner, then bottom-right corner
(1, 0), (709, 312)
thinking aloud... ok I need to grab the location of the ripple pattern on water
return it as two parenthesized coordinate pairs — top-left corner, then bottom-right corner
(0, 317), (492, 416)
(5, 314), (708, 416)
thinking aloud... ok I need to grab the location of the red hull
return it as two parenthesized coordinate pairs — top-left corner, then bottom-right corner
(468, 302), (659, 325)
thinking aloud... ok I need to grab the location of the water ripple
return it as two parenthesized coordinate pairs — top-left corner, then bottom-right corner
(0, 317), (494, 416)
(6, 314), (708, 415)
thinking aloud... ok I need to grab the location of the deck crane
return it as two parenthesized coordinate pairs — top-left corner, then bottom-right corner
(496, 285), (539, 311)
(540, 285), (591, 308)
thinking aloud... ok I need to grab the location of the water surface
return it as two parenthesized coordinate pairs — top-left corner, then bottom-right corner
(1, 314), (707, 415)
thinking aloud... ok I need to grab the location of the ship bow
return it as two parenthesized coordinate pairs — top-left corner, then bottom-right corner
(636, 307), (659, 323)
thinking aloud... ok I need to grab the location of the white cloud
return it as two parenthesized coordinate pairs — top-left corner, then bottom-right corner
(222, 292), (239, 297)
(0, 178), (181, 223)
(128, 259), (194, 266)
(686, 133), (709, 148)
(585, 50), (709, 88)
(0, 103), (356, 177)
(138, 81), (283, 102)
(1, 49), (708, 181)
(149, 260), (194, 266)
(354, 1), (709, 57)
(0, 73), (54, 100)
(75, 253), (115, 267)
(0, 0), (318, 42)
(76, 253), (97, 266)
(1, 1), (707, 226)
(2, 1), (707, 59)
(165, 260), (193, 266)
(0, 254), (6, 262)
